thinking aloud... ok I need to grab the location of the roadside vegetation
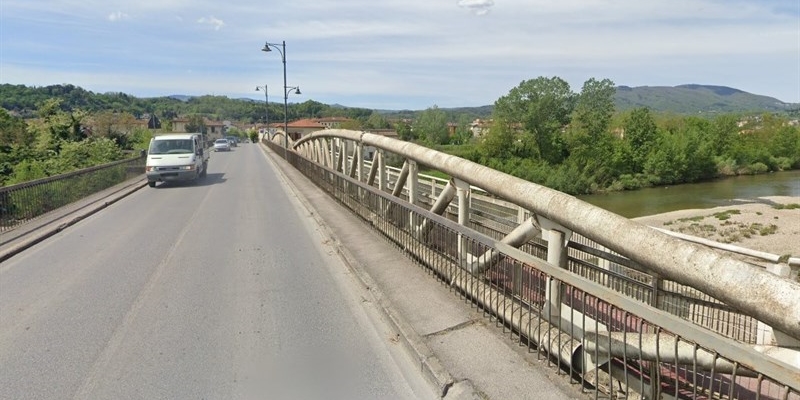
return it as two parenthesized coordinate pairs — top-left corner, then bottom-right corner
(2, 80), (799, 192)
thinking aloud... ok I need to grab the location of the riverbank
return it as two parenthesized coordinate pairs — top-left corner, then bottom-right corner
(633, 196), (800, 260)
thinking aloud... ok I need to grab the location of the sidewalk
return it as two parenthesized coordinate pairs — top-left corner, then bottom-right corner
(260, 145), (585, 400)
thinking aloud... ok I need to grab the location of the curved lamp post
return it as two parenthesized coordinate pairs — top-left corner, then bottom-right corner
(261, 41), (302, 158)
(255, 84), (269, 140)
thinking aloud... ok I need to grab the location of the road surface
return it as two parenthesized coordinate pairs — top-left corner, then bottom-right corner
(0, 143), (437, 399)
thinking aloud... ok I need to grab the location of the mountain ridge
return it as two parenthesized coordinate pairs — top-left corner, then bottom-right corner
(613, 84), (794, 114)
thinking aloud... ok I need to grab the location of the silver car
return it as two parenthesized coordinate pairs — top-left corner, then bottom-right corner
(214, 138), (231, 152)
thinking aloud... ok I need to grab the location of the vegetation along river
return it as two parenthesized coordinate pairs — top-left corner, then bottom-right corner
(577, 170), (800, 219)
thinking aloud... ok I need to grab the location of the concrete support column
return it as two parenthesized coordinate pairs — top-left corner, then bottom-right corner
(455, 178), (471, 264)
(538, 217), (572, 320)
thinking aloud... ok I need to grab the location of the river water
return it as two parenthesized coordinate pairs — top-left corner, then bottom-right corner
(577, 170), (800, 218)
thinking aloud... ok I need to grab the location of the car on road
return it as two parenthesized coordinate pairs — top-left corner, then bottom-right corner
(214, 138), (231, 152)
(226, 136), (238, 147)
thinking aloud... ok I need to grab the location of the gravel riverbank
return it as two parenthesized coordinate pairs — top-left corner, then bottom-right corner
(633, 196), (800, 260)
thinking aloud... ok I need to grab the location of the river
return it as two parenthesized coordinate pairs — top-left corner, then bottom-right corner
(577, 170), (800, 218)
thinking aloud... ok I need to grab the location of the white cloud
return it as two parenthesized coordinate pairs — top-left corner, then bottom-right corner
(197, 16), (225, 31)
(457, 0), (494, 15)
(107, 11), (129, 21)
(1, 0), (798, 107)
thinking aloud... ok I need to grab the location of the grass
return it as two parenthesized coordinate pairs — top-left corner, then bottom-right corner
(667, 213), (780, 244)
(773, 203), (800, 210)
(712, 209), (741, 220)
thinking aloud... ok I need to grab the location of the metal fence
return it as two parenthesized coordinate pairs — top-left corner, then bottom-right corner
(0, 154), (146, 234)
(270, 131), (800, 400)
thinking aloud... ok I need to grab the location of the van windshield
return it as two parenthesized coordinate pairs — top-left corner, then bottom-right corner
(149, 139), (194, 155)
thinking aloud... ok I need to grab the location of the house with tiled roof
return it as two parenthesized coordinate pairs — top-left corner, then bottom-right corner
(285, 118), (326, 141)
(315, 117), (352, 129)
(172, 118), (227, 139)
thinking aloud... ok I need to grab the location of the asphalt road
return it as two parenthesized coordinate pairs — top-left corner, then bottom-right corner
(0, 143), (437, 399)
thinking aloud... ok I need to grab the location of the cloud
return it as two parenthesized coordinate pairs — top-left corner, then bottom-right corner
(457, 0), (494, 15)
(197, 16), (225, 30)
(107, 11), (129, 21)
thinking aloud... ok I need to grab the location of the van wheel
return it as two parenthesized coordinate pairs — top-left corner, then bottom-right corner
(148, 181), (156, 188)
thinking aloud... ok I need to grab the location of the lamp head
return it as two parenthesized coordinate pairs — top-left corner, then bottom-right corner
(294, 87), (301, 95)
(255, 86), (260, 91)
(261, 43), (272, 52)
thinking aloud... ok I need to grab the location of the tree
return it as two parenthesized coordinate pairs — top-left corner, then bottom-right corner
(493, 77), (576, 163)
(37, 98), (88, 142)
(480, 117), (514, 158)
(364, 112), (389, 129)
(574, 78), (616, 136)
(623, 107), (658, 173)
(184, 114), (206, 134)
(87, 111), (137, 149)
(394, 120), (414, 141)
(414, 106), (449, 145)
(450, 114), (474, 145)
(0, 108), (33, 148)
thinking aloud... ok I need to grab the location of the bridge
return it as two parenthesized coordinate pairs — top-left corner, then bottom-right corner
(1, 131), (799, 399)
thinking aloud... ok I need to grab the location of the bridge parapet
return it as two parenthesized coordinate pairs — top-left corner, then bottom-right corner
(277, 130), (800, 399)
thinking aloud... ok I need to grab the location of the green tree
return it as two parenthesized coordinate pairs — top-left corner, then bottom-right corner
(0, 108), (33, 148)
(364, 112), (389, 129)
(574, 78), (616, 136)
(38, 98), (88, 142)
(184, 114), (206, 134)
(87, 111), (137, 149)
(623, 107), (658, 173)
(480, 118), (514, 158)
(414, 106), (449, 145)
(450, 114), (474, 145)
(493, 77), (576, 163)
(394, 120), (414, 141)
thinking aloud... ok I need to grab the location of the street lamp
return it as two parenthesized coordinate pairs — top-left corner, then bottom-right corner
(255, 84), (269, 139)
(283, 85), (301, 140)
(262, 40), (302, 157)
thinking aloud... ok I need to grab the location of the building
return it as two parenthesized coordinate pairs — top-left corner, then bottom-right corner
(172, 118), (227, 139)
(285, 118), (326, 141)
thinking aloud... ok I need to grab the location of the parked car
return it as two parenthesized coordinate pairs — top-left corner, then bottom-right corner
(214, 138), (231, 152)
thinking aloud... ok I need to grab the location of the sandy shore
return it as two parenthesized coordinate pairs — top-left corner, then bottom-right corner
(633, 196), (800, 260)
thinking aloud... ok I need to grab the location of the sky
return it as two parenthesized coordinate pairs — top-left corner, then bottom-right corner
(1, 0), (799, 110)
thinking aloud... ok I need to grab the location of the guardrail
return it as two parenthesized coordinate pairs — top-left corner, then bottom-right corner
(0, 154), (146, 233)
(270, 130), (799, 400)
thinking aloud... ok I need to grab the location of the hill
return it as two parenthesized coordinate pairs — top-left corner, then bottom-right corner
(2, 83), (797, 122)
(614, 84), (795, 114)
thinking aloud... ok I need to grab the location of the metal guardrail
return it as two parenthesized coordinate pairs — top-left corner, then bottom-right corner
(272, 130), (799, 400)
(0, 154), (146, 233)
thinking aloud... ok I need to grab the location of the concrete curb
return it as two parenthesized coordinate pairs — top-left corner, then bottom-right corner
(259, 144), (464, 398)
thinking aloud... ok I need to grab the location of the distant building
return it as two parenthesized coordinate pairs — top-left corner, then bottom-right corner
(171, 118), (226, 138)
(285, 119), (326, 141)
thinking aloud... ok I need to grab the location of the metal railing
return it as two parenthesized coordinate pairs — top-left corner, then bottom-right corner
(271, 130), (800, 400)
(0, 154), (146, 234)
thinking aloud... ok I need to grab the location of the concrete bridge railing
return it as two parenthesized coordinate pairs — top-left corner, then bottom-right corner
(267, 129), (799, 399)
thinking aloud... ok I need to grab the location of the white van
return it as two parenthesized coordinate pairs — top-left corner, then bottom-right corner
(145, 133), (209, 187)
